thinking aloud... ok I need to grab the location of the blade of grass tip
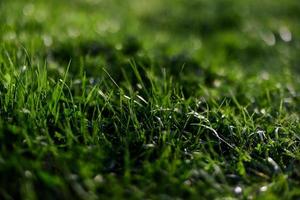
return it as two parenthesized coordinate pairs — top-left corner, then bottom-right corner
(85, 85), (97, 107)
(59, 79), (74, 107)
(129, 59), (149, 97)
(52, 60), (71, 122)
(199, 124), (234, 149)
(63, 60), (71, 83)
(229, 90), (253, 127)
(20, 43), (32, 67)
(217, 98), (227, 111)
(120, 67), (134, 95)
(4, 49), (14, 68)
(102, 68), (120, 89)
(229, 90), (242, 110)
(58, 60), (71, 97)
(180, 63), (186, 74)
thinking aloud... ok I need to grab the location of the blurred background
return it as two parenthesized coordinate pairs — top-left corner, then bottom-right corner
(1, 0), (299, 78)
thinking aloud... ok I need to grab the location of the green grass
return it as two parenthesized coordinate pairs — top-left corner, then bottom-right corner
(0, 0), (300, 199)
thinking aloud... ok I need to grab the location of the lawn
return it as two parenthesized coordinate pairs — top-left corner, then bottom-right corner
(0, 0), (300, 199)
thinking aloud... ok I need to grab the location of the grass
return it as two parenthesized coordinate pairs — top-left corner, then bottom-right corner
(0, 0), (300, 199)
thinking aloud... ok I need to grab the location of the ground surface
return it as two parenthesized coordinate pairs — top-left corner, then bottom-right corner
(0, 0), (300, 199)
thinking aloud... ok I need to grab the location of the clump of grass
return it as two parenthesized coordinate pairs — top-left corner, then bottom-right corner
(0, 0), (300, 199)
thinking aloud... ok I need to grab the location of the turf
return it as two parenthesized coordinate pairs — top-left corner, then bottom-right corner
(0, 0), (300, 199)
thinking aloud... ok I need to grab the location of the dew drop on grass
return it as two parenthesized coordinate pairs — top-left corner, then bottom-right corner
(260, 185), (268, 192)
(260, 109), (266, 115)
(267, 157), (280, 172)
(98, 90), (107, 99)
(43, 35), (53, 47)
(213, 79), (221, 88)
(137, 83), (142, 89)
(21, 65), (27, 72)
(279, 26), (292, 42)
(257, 130), (266, 141)
(20, 108), (31, 114)
(137, 95), (148, 105)
(234, 186), (242, 194)
(156, 116), (164, 127)
(184, 179), (192, 186)
(94, 174), (104, 183)
(25, 170), (32, 178)
(260, 31), (276, 46)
